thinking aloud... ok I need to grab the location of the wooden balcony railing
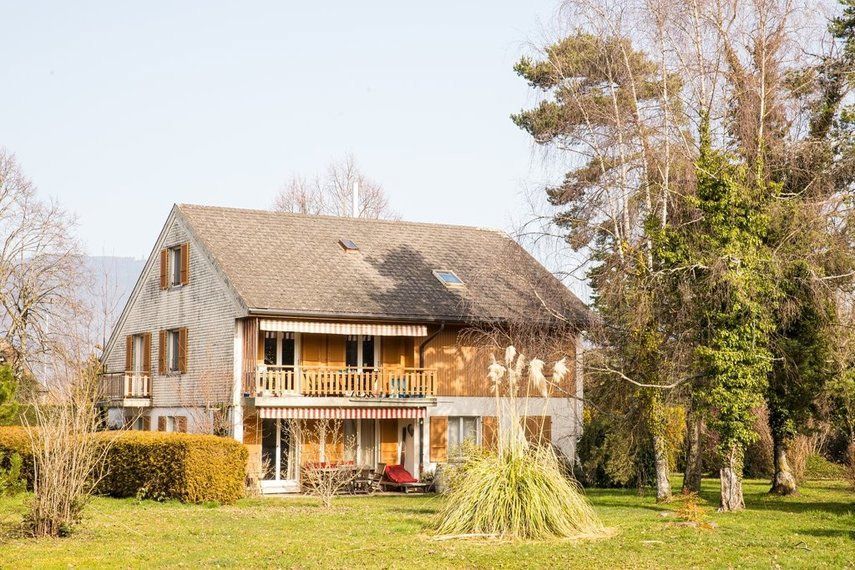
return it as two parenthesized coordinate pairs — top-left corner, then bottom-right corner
(99, 372), (152, 401)
(254, 366), (436, 398)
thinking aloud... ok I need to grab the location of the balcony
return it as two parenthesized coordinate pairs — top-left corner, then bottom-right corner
(253, 366), (436, 399)
(99, 372), (152, 406)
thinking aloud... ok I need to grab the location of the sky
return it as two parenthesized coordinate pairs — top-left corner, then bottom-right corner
(1, 1), (565, 260)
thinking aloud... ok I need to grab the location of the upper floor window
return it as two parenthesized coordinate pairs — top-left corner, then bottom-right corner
(159, 327), (187, 374)
(125, 332), (151, 374)
(264, 331), (295, 366)
(346, 335), (375, 369)
(160, 243), (189, 289)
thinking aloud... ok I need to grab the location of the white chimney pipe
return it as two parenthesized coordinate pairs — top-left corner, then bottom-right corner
(352, 181), (359, 218)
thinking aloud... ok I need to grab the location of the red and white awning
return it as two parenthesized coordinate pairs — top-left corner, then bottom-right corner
(258, 407), (426, 420)
(259, 319), (427, 337)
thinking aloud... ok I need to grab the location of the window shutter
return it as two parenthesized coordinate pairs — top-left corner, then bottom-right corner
(141, 416), (151, 431)
(176, 416), (187, 433)
(125, 335), (133, 372)
(430, 416), (448, 463)
(178, 327), (188, 373)
(157, 416), (166, 431)
(142, 332), (152, 375)
(159, 248), (168, 289)
(524, 416), (552, 446)
(180, 242), (190, 285)
(482, 416), (498, 451)
(158, 330), (167, 374)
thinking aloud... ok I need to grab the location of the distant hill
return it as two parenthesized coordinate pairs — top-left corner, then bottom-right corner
(82, 256), (145, 347)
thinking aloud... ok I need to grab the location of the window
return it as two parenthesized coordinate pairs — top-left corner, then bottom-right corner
(160, 243), (189, 289)
(339, 238), (359, 251)
(169, 246), (182, 286)
(345, 335), (376, 369)
(433, 269), (465, 287)
(131, 335), (144, 371)
(264, 332), (295, 366)
(165, 416), (176, 433)
(264, 332), (277, 365)
(167, 329), (180, 372)
(448, 416), (479, 457)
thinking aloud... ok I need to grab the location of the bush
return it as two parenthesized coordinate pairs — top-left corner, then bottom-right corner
(0, 453), (25, 495)
(803, 454), (847, 481)
(0, 426), (34, 484)
(99, 432), (247, 504)
(0, 427), (248, 504)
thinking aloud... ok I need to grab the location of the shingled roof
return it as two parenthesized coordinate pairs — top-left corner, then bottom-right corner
(177, 204), (588, 326)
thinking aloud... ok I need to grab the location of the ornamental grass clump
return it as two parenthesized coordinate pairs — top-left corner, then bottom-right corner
(435, 347), (606, 540)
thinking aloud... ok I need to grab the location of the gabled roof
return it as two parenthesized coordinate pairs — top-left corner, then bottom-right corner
(176, 204), (589, 326)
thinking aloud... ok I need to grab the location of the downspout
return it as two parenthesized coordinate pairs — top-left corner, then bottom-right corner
(417, 322), (445, 476)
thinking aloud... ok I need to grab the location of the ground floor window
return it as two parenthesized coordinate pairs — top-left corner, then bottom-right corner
(448, 416), (479, 458)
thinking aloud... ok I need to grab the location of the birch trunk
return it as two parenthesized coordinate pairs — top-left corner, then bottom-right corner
(653, 432), (672, 502)
(682, 411), (703, 494)
(719, 446), (745, 512)
(769, 432), (797, 495)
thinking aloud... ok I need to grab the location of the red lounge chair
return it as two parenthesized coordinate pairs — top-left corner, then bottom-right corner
(380, 464), (429, 493)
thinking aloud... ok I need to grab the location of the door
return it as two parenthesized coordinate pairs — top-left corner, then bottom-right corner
(260, 418), (294, 481)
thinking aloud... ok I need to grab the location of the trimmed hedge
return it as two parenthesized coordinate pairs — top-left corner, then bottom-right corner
(99, 431), (247, 504)
(0, 427), (248, 505)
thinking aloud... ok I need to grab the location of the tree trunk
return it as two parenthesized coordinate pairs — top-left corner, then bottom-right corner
(653, 432), (672, 502)
(682, 411), (703, 494)
(769, 432), (797, 495)
(719, 446), (745, 512)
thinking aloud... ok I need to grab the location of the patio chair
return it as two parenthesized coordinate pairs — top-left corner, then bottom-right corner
(380, 464), (429, 493)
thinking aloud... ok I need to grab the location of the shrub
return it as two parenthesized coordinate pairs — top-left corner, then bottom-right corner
(98, 431), (247, 504)
(0, 426), (34, 484)
(0, 427), (248, 504)
(803, 453), (847, 481)
(0, 453), (25, 496)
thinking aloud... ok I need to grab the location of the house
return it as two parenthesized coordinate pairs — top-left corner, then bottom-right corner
(99, 204), (588, 493)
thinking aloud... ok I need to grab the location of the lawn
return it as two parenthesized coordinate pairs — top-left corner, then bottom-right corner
(0, 478), (852, 569)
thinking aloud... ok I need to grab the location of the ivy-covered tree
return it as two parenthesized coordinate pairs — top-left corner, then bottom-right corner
(689, 121), (778, 511)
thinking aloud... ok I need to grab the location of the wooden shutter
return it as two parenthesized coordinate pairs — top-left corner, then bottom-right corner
(179, 242), (190, 285)
(142, 332), (152, 374)
(524, 416), (552, 446)
(125, 335), (133, 372)
(482, 416), (498, 451)
(430, 416), (448, 463)
(176, 416), (187, 433)
(157, 416), (166, 431)
(178, 327), (188, 374)
(141, 416), (151, 431)
(158, 330), (167, 374)
(159, 248), (168, 289)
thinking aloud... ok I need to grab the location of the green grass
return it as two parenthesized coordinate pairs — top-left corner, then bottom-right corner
(0, 478), (853, 569)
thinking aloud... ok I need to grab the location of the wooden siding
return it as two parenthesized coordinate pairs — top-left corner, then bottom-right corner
(103, 213), (238, 410)
(422, 326), (576, 397)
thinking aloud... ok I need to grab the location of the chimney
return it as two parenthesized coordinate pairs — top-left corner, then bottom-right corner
(352, 181), (359, 218)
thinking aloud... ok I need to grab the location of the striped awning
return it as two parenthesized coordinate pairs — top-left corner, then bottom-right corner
(258, 407), (426, 420)
(259, 319), (427, 337)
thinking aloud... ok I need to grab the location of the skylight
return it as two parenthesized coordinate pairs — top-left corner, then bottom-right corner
(433, 270), (465, 287)
(339, 239), (359, 251)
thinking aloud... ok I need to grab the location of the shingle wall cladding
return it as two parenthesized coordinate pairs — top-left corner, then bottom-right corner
(103, 214), (239, 407)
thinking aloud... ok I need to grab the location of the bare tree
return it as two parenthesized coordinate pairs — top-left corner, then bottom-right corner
(0, 149), (89, 392)
(25, 352), (114, 537)
(297, 419), (357, 507)
(272, 155), (399, 219)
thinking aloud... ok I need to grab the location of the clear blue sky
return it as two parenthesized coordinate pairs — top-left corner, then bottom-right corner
(1, 1), (561, 258)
